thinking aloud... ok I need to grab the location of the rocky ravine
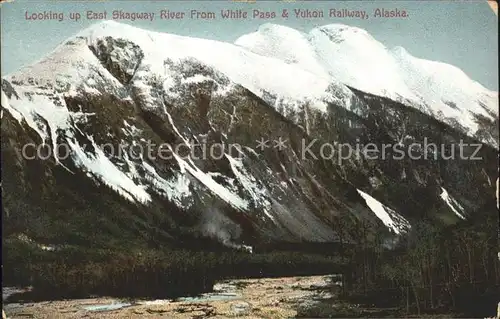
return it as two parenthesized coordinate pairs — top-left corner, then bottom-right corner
(1, 21), (498, 250)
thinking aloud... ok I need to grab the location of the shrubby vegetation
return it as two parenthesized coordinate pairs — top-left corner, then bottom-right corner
(341, 206), (499, 317)
(3, 204), (498, 319)
(2, 239), (345, 302)
(3, 202), (498, 319)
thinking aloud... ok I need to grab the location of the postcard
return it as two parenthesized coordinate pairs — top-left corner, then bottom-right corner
(1, 1), (498, 318)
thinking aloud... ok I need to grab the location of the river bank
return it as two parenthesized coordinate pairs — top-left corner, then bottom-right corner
(3, 275), (339, 318)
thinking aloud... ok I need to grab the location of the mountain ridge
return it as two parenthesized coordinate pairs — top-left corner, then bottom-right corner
(235, 22), (498, 146)
(1, 21), (497, 250)
(7, 21), (497, 146)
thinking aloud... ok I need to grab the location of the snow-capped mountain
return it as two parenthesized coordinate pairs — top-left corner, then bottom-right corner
(1, 21), (497, 250)
(82, 21), (355, 114)
(236, 23), (498, 145)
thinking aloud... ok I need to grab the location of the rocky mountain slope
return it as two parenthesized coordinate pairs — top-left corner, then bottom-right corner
(1, 21), (498, 251)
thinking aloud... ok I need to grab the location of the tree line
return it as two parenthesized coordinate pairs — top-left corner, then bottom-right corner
(342, 208), (499, 317)
(3, 240), (346, 302)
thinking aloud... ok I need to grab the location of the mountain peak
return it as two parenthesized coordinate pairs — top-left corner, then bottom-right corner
(76, 20), (160, 45)
(317, 23), (368, 34)
(236, 23), (498, 145)
(391, 46), (410, 56)
(256, 23), (298, 33)
(314, 24), (375, 42)
(80, 20), (129, 33)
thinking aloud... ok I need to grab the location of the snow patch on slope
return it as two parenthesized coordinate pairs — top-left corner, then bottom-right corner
(1, 89), (50, 144)
(142, 160), (192, 208)
(67, 136), (151, 204)
(1, 89), (21, 121)
(170, 150), (248, 210)
(4, 69), (151, 204)
(357, 189), (411, 234)
(439, 187), (466, 220)
(226, 154), (275, 222)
